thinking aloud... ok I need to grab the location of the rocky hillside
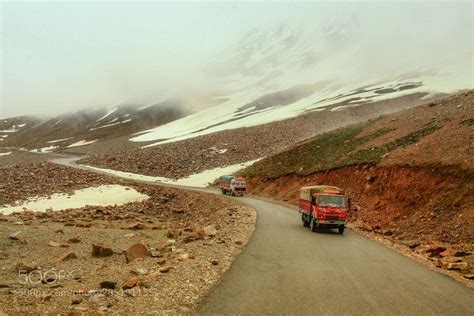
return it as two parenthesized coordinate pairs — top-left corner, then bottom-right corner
(79, 92), (437, 178)
(1, 102), (185, 153)
(240, 90), (474, 280)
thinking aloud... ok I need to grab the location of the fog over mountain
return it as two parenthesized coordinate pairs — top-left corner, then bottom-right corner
(1, 1), (472, 119)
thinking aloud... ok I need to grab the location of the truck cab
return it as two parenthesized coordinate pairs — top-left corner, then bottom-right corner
(299, 185), (349, 234)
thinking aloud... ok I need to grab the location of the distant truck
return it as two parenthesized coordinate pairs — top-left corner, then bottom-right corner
(219, 176), (247, 196)
(299, 185), (349, 234)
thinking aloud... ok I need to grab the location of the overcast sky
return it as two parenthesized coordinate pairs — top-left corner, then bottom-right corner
(1, 1), (472, 119)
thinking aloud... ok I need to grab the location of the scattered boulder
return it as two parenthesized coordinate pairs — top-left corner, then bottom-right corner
(203, 225), (218, 237)
(211, 260), (219, 266)
(42, 292), (53, 301)
(167, 229), (181, 239)
(48, 241), (61, 247)
(124, 287), (141, 297)
(68, 236), (81, 243)
(150, 250), (161, 258)
(447, 262), (468, 270)
(122, 278), (138, 289)
(159, 266), (171, 273)
(100, 281), (117, 289)
(183, 233), (201, 243)
(14, 262), (38, 273)
(59, 251), (78, 262)
(92, 244), (114, 257)
(178, 253), (190, 261)
(426, 245), (446, 256)
(124, 243), (150, 263)
(444, 257), (463, 263)
(8, 231), (21, 240)
(71, 297), (82, 305)
(463, 274), (474, 280)
(439, 249), (453, 257)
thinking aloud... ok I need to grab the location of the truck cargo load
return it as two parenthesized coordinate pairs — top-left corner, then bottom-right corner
(219, 176), (247, 197)
(299, 185), (349, 234)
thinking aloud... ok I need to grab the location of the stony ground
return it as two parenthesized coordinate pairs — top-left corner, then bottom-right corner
(0, 149), (63, 168)
(0, 163), (256, 314)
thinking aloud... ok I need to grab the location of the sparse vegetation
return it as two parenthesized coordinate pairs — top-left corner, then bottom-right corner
(461, 117), (474, 126)
(240, 121), (440, 179)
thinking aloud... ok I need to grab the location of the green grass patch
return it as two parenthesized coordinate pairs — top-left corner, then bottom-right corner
(240, 121), (440, 179)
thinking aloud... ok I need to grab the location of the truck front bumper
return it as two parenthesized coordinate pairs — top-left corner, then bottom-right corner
(316, 219), (345, 227)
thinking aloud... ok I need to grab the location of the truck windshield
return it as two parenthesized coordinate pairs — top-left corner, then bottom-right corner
(319, 195), (345, 207)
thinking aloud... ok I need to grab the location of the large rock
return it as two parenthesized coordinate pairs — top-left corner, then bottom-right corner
(92, 244), (114, 257)
(447, 262), (468, 270)
(8, 231), (21, 240)
(68, 236), (81, 243)
(100, 281), (116, 289)
(14, 262), (38, 273)
(202, 225), (218, 237)
(59, 251), (78, 262)
(122, 278), (138, 289)
(124, 242), (150, 263)
(426, 245), (446, 256)
(48, 241), (61, 247)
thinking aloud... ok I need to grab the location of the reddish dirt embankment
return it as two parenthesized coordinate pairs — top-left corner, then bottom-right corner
(248, 165), (473, 245)
(247, 165), (474, 282)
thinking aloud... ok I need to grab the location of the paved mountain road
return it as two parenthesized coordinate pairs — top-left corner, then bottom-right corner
(52, 157), (474, 315)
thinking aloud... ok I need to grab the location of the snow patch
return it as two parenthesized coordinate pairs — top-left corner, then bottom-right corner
(90, 119), (131, 131)
(0, 185), (149, 215)
(0, 152), (12, 156)
(89, 121), (122, 131)
(67, 140), (98, 148)
(47, 137), (74, 143)
(80, 159), (260, 188)
(96, 107), (117, 122)
(30, 145), (58, 153)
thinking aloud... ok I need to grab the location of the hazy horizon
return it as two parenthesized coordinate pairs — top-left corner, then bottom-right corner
(1, 1), (472, 119)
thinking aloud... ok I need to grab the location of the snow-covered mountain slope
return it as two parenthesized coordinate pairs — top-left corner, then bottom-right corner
(130, 23), (471, 146)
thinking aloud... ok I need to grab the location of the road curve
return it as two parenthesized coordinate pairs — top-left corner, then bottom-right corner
(51, 157), (474, 315)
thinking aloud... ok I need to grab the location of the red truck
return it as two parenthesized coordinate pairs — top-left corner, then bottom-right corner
(299, 185), (349, 234)
(219, 176), (247, 196)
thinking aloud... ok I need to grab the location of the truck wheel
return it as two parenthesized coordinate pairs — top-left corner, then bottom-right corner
(302, 214), (310, 227)
(338, 226), (345, 234)
(310, 218), (318, 232)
